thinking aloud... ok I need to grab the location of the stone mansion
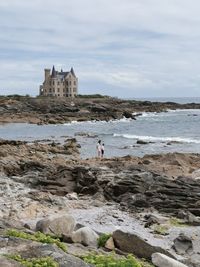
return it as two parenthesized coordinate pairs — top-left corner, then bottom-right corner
(39, 66), (78, 97)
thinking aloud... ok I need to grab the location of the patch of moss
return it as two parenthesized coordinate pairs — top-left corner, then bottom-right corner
(169, 218), (186, 227)
(97, 233), (112, 247)
(6, 229), (67, 252)
(7, 254), (58, 267)
(81, 253), (154, 267)
(153, 225), (169, 235)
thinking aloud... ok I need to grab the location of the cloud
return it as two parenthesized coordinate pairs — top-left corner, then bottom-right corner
(0, 0), (200, 97)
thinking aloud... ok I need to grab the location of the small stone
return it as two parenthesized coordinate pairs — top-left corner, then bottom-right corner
(105, 237), (115, 250)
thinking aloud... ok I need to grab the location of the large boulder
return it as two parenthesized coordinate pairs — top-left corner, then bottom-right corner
(113, 230), (174, 260)
(152, 253), (188, 267)
(36, 215), (76, 237)
(71, 226), (99, 247)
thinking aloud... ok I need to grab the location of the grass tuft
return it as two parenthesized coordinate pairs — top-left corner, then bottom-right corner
(97, 233), (112, 247)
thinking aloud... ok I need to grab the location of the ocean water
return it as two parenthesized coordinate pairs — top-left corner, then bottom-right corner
(132, 97), (200, 104)
(0, 108), (200, 158)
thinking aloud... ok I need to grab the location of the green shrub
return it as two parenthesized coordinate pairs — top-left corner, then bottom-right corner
(6, 229), (67, 252)
(98, 233), (112, 247)
(8, 254), (58, 267)
(82, 253), (143, 267)
(77, 94), (108, 98)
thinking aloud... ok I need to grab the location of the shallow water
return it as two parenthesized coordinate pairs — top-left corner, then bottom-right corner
(0, 109), (200, 158)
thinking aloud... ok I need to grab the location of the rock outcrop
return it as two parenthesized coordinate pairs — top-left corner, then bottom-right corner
(73, 163), (200, 216)
(1, 96), (200, 124)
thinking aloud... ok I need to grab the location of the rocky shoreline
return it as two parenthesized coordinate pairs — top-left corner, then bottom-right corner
(0, 138), (200, 266)
(1, 96), (200, 124)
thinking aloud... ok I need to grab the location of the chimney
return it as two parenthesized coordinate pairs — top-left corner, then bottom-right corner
(44, 69), (51, 80)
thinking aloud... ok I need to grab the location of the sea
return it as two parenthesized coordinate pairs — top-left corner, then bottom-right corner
(1, 97), (200, 158)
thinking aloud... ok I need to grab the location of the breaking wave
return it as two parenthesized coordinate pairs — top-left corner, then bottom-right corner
(113, 134), (200, 144)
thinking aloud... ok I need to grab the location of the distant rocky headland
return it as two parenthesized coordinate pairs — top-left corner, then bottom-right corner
(1, 95), (200, 124)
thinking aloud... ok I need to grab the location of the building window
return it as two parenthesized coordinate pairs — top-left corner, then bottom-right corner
(66, 81), (68, 85)
(73, 88), (76, 92)
(57, 88), (60, 92)
(69, 81), (71, 85)
(74, 81), (76, 85)
(58, 81), (60, 85)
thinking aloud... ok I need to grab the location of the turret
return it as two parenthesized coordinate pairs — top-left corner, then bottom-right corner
(51, 65), (56, 78)
(44, 69), (51, 80)
(70, 67), (76, 77)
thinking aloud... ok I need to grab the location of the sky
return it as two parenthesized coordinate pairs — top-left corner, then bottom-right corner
(0, 0), (200, 98)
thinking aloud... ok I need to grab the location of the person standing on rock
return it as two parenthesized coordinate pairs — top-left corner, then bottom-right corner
(97, 140), (102, 157)
(101, 143), (105, 158)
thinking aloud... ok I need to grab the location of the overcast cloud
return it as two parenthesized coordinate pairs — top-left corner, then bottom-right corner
(0, 0), (200, 97)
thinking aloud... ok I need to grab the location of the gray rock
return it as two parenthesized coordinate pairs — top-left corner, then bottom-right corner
(105, 237), (115, 250)
(71, 226), (99, 247)
(152, 253), (188, 267)
(36, 215), (76, 237)
(144, 213), (168, 227)
(113, 230), (174, 260)
(173, 233), (193, 255)
(0, 257), (23, 267)
(136, 140), (149, 145)
(177, 211), (200, 226)
(29, 244), (91, 267)
(0, 236), (90, 267)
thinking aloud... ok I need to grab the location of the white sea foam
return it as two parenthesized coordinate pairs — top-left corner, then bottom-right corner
(63, 120), (96, 126)
(167, 109), (200, 113)
(133, 109), (200, 119)
(113, 133), (200, 144)
(63, 117), (133, 126)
